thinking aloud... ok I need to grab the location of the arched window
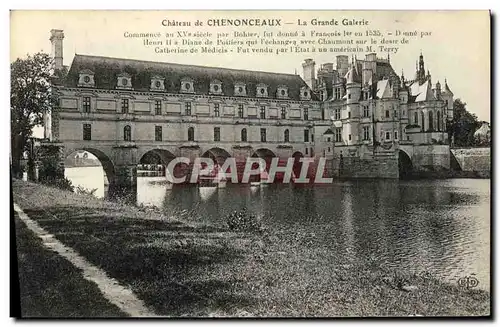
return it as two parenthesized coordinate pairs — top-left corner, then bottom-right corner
(414, 112), (418, 125)
(123, 125), (131, 141)
(284, 129), (290, 142)
(241, 128), (247, 142)
(437, 111), (441, 131)
(188, 127), (194, 141)
(428, 111), (434, 131)
(421, 112), (425, 132)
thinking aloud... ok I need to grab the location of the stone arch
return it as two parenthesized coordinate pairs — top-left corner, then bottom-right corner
(64, 147), (115, 183)
(63, 147), (116, 197)
(251, 148), (277, 175)
(398, 149), (413, 179)
(139, 148), (176, 166)
(201, 147), (232, 166)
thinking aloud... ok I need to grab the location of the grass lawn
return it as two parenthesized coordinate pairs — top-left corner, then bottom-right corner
(14, 212), (126, 317)
(12, 179), (491, 317)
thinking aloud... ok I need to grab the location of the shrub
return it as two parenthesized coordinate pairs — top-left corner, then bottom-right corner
(226, 209), (263, 232)
(75, 186), (97, 197)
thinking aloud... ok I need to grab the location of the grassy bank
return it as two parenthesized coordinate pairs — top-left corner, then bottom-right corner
(14, 212), (126, 317)
(12, 180), (490, 317)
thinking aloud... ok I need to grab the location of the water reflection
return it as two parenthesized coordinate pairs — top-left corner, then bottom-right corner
(64, 166), (490, 290)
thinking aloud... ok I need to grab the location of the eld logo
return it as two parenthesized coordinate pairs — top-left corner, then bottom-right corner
(457, 276), (479, 289)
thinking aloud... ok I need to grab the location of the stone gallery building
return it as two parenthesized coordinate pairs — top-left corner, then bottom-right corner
(47, 29), (454, 190)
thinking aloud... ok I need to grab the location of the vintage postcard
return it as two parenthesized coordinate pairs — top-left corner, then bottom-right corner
(10, 10), (491, 318)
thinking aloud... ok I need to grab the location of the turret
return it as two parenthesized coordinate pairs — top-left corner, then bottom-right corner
(302, 58), (316, 90)
(50, 29), (64, 71)
(441, 78), (454, 120)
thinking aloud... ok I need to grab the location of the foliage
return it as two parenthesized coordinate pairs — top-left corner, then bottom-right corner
(11, 52), (58, 177)
(226, 209), (263, 232)
(37, 144), (73, 191)
(447, 99), (482, 147)
(75, 186), (98, 197)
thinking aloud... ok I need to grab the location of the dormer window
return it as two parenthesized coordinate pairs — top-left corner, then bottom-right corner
(256, 83), (268, 98)
(78, 69), (95, 88)
(150, 76), (165, 91)
(181, 77), (195, 93)
(300, 86), (311, 101)
(210, 79), (223, 95)
(277, 85), (289, 99)
(116, 72), (132, 90)
(234, 82), (247, 96)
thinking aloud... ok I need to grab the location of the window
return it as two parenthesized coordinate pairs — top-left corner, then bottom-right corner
(304, 108), (309, 120)
(363, 126), (370, 141)
(312, 134), (314, 143)
(260, 128), (266, 142)
(185, 102), (192, 116)
(214, 127), (220, 142)
(124, 125), (132, 141)
(155, 126), (162, 141)
(327, 137), (331, 142)
(334, 88), (341, 100)
(445, 100), (449, 107)
(284, 129), (290, 142)
(241, 128), (247, 142)
(334, 108), (341, 120)
(188, 127), (194, 141)
(83, 124), (91, 140)
(335, 129), (342, 142)
(414, 112), (418, 125)
(348, 94), (351, 99)
(304, 129), (309, 142)
(238, 104), (244, 118)
(348, 134), (352, 141)
(305, 148), (308, 155)
(421, 112), (425, 131)
(121, 99), (129, 114)
(214, 103), (220, 117)
(437, 111), (441, 131)
(394, 131), (398, 140)
(385, 110), (390, 118)
(155, 100), (162, 115)
(394, 110), (398, 118)
(363, 105), (370, 118)
(83, 97), (91, 113)
(428, 111), (434, 131)
(348, 111), (351, 119)
(260, 106), (266, 119)
(385, 131), (391, 140)
(281, 107), (286, 119)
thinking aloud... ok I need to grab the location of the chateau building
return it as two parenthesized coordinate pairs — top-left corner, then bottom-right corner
(47, 29), (454, 188)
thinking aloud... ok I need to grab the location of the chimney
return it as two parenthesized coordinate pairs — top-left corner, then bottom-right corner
(50, 29), (64, 71)
(336, 55), (349, 78)
(302, 58), (316, 90)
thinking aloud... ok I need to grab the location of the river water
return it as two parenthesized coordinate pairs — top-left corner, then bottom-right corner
(65, 166), (491, 291)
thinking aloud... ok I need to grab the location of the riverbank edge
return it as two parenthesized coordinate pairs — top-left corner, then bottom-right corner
(12, 179), (491, 317)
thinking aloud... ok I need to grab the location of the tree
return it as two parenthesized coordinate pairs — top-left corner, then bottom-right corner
(10, 52), (57, 177)
(447, 99), (481, 147)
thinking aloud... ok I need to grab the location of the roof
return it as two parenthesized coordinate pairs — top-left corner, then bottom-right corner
(442, 80), (454, 96)
(63, 54), (319, 101)
(376, 79), (392, 99)
(409, 80), (436, 102)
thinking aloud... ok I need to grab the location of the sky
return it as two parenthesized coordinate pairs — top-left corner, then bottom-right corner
(10, 10), (490, 123)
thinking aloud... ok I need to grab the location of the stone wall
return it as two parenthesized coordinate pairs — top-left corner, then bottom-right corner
(338, 155), (399, 179)
(412, 144), (450, 172)
(450, 147), (491, 173)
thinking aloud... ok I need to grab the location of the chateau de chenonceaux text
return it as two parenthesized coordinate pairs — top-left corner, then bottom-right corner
(46, 28), (454, 193)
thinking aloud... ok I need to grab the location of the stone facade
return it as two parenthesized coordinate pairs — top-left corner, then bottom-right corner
(48, 29), (457, 189)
